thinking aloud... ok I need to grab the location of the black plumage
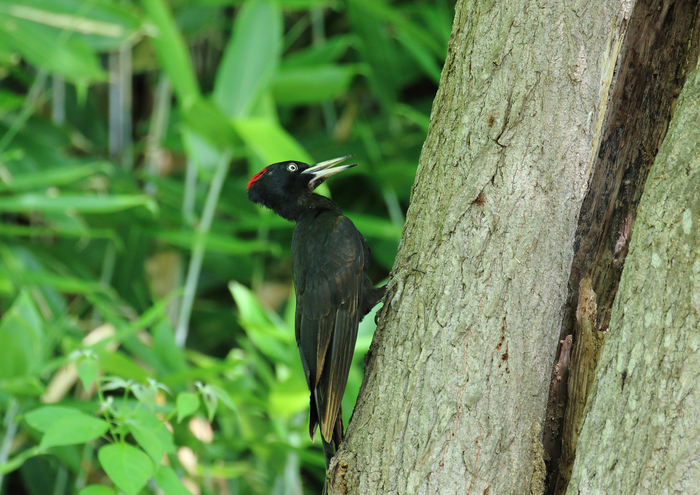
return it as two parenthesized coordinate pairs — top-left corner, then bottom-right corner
(247, 156), (385, 481)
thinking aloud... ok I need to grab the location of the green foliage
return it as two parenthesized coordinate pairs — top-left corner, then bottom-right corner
(0, 0), (452, 493)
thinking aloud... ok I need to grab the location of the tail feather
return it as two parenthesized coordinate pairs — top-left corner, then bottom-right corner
(319, 400), (344, 494)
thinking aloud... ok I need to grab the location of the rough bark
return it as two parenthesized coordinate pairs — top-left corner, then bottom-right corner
(329, 0), (631, 493)
(566, 58), (700, 495)
(551, 2), (700, 489)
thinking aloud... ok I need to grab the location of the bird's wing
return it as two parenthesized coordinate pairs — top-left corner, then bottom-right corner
(293, 214), (365, 441)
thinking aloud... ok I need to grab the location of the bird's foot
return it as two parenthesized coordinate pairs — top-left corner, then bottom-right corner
(375, 253), (425, 324)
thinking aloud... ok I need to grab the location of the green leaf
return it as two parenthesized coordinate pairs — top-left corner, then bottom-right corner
(0, 376), (44, 396)
(98, 443), (154, 495)
(208, 384), (236, 411)
(132, 409), (175, 454)
(271, 65), (360, 105)
(269, 371), (308, 417)
(181, 97), (241, 150)
(181, 128), (223, 176)
(0, 194), (157, 214)
(78, 485), (114, 495)
(396, 32), (441, 83)
(345, 213), (403, 239)
(0, 88), (25, 112)
(0, 0), (143, 52)
(154, 229), (279, 256)
(132, 382), (157, 412)
(213, 0), (282, 118)
(351, 0), (444, 57)
(153, 465), (192, 495)
(176, 391), (200, 422)
(0, 162), (112, 192)
(76, 355), (99, 389)
(142, 0), (200, 103)
(233, 118), (312, 165)
(0, 16), (104, 83)
(151, 321), (187, 373)
(281, 35), (356, 69)
(129, 423), (164, 463)
(0, 290), (43, 379)
(229, 281), (293, 361)
(19, 271), (103, 294)
(197, 383), (218, 421)
(25, 406), (82, 432)
(39, 414), (109, 449)
(97, 351), (149, 382)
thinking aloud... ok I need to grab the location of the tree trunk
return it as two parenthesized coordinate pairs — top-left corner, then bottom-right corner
(330, 0), (626, 493)
(566, 55), (700, 495)
(328, 0), (700, 493)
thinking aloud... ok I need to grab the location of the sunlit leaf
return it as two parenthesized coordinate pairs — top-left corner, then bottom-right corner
(233, 118), (312, 165)
(153, 465), (192, 495)
(181, 97), (240, 150)
(208, 384), (236, 411)
(98, 443), (153, 495)
(142, 0), (199, 102)
(0, 290), (43, 379)
(25, 405), (83, 432)
(132, 409), (175, 454)
(213, 0), (282, 118)
(132, 382), (157, 412)
(0, 0), (143, 51)
(0, 162), (112, 192)
(176, 391), (200, 422)
(76, 354), (99, 390)
(0, 194), (157, 214)
(129, 423), (164, 463)
(39, 414), (109, 449)
(154, 229), (280, 256)
(281, 35), (356, 68)
(0, 16), (104, 83)
(271, 65), (360, 105)
(196, 383), (218, 421)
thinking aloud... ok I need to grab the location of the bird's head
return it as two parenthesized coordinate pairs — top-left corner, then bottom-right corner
(247, 156), (356, 216)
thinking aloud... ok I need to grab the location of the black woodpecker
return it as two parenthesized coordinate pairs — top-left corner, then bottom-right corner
(247, 156), (385, 487)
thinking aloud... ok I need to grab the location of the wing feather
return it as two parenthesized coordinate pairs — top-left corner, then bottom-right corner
(292, 213), (366, 441)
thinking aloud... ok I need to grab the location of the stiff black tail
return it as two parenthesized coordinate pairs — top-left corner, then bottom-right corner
(320, 407), (343, 494)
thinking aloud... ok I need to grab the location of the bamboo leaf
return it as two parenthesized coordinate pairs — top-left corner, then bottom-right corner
(0, 194), (157, 214)
(142, 0), (200, 103)
(213, 0), (282, 118)
(272, 64), (361, 105)
(0, 16), (104, 83)
(233, 118), (312, 165)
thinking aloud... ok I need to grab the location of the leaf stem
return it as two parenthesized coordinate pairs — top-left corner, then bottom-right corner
(0, 399), (20, 488)
(175, 149), (233, 347)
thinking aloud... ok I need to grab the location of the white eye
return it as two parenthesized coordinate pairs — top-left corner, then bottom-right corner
(287, 163), (298, 172)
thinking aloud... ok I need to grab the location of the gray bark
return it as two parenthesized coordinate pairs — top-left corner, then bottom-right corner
(567, 60), (700, 495)
(329, 0), (630, 493)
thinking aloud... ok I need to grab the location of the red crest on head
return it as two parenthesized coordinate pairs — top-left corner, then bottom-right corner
(247, 168), (268, 191)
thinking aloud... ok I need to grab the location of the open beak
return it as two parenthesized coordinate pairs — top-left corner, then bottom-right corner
(302, 155), (356, 190)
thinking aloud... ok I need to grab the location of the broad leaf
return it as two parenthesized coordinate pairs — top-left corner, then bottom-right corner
(98, 443), (153, 495)
(39, 415), (109, 449)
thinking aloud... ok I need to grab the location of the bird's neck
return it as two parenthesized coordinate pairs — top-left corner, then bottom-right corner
(274, 192), (340, 222)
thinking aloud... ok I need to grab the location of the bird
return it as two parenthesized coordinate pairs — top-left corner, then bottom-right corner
(247, 155), (385, 488)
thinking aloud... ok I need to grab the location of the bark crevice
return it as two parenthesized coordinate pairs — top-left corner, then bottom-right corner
(544, 1), (700, 492)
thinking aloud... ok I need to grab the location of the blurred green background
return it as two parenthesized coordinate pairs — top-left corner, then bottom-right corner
(0, 0), (452, 493)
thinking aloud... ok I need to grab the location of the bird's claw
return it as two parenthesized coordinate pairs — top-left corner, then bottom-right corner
(374, 253), (424, 324)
